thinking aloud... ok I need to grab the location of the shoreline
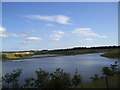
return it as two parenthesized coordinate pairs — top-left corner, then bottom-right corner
(1, 49), (119, 61)
(1, 52), (113, 61)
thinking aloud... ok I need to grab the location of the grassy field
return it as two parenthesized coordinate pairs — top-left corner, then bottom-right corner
(77, 74), (120, 88)
(0, 52), (35, 61)
(101, 49), (120, 59)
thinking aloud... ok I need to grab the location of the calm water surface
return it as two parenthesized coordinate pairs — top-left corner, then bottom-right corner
(2, 53), (117, 83)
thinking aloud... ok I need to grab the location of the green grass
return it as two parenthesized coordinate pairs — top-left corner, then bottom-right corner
(0, 53), (64, 61)
(77, 74), (120, 88)
(100, 49), (120, 59)
(0, 53), (34, 61)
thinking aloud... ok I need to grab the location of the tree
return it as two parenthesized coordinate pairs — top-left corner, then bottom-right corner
(102, 61), (119, 77)
(102, 67), (112, 76)
(2, 69), (22, 88)
(90, 74), (99, 81)
(110, 61), (118, 74)
(2, 54), (8, 59)
(2, 68), (82, 88)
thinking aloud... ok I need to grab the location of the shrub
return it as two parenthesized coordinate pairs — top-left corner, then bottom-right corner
(1, 54), (8, 59)
(102, 67), (112, 76)
(2, 69), (22, 88)
(17, 54), (23, 57)
(2, 68), (82, 88)
(102, 61), (119, 77)
(90, 74), (99, 81)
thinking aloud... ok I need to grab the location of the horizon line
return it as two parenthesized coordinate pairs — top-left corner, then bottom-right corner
(1, 45), (119, 52)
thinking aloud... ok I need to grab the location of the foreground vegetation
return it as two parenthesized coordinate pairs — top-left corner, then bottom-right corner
(2, 61), (120, 88)
(77, 74), (119, 88)
(2, 68), (82, 88)
(77, 61), (120, 88)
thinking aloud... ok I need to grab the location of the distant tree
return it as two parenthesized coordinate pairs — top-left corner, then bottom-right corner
(2, 54), (8, 59)
(18, 54), (22, 57)
(15, 54), (18, 57)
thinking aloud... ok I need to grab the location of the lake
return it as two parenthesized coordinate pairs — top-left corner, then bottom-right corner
(2, 53), (117, 84)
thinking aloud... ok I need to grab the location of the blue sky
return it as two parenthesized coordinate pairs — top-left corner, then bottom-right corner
(1, 2), (118, 51)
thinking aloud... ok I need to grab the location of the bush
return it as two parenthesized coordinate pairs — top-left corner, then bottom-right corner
(102, 61), (119, 77)
(1, 54), (8, 59)
(102, 67), (112, 76)
(17, 54), (23, 57)
(2, 69), (22, 88)
(2, 68), (82, 88)
(90, 74), (99, 81)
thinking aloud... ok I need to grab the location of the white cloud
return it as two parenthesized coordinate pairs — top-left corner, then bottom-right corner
(0, 34), (8, 38)
(21, 40), (31, 44)
(46, 23), (54, 27)
(72, 28), (106, 38)
(50, 30), (65, 41)
(8, 33), (26, 37)
(0, 26), (27, 38)
(0, 27), (8, 38)
(84, 38), (93, 41)
(53, 31), (65, 34)
(25, 15), (72, 25)
(26, 37), (42, 40)
(97, 35), (106, 38)
(21, 37), (42, 44)
(0, 27), (6, 32)
(22, 30), (35, 35)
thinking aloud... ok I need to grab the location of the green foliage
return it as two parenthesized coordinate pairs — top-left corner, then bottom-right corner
(2, 68), (82, 88)
(87, 61), (120, 88)
(90, 74), (99, 81)
(102, 67), (112, 76)
(2, 69), (22, 88)
(35, 48), (112, 56)
(15, 54), (18, 57)
(46, 68), (71, 88)
(102, 61), (119, 77)
(1, 54), (8, 59)
(77, 74), (120, 88)
(71, 68), (82, 87)
(110, 61), (118, 74)
(17, 54), (23, 57)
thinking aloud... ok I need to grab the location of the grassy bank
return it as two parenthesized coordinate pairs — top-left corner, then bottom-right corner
(100, 49), (120, 59)
(0, 53), (64, 61)
(1, 49), (119, 61)
(1, 50), (107, 61)
(77, 74), (120, 88)
(1, 46), (119, 61)
(0, 52), (34, 61)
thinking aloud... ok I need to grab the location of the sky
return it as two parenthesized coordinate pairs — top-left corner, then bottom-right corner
(1, 2), (118, 51)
